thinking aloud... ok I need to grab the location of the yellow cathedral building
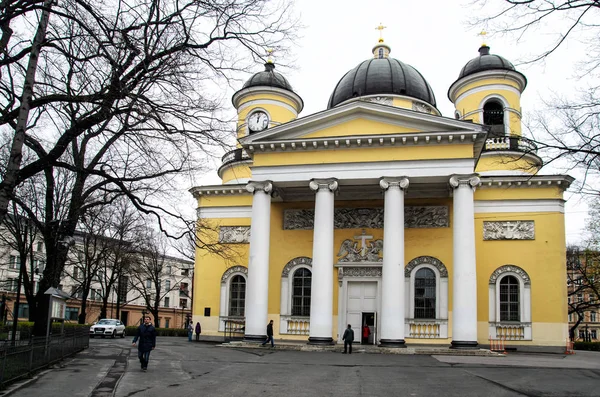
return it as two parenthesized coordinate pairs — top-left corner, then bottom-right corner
(190, 35), (573, 350)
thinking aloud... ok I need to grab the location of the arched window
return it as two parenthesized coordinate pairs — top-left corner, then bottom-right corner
(229, 275), (246, 316)
(378, 48), (384, 59)
(489, 265), (532, 340)
(499, 275), (520, 321)
(292, 268), (311, 316)
(414, 268), (436, 319)
(483, 101), (504, 126)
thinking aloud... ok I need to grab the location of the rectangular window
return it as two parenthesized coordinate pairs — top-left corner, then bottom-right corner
(37, 242), (43, 251)
(65, 307), (78, 321)
(146, 279), (152, 289)
(568, 313), (572, 322)
(9, 255), (19, 269)
(591, 312), (597, 322)
(578, 294), (584, 303)
(181, 269), (190, 276)
(179, 298), (187, 308)
(592, 330), (597, 340)
(17, 303), (29, 318)
(165, 280), (171, 290)
(166, 265), (172, 274)
(73, 267), (80, 280)
(165, 318), (170, 328)
(164, 297), (170, 308)
(579, 330), (585, 339)
(7, 278), (18, 292)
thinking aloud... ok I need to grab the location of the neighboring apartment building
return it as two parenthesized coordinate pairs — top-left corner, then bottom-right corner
(0, 227), (193, 328)
(567, 249), (599, 342)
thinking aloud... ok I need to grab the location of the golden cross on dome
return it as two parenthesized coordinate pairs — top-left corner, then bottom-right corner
(266, 48), (274, 63)
(375, 23), (387, 41)
(478, 29), (487, 46)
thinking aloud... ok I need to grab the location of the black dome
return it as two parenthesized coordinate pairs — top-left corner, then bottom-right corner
(328, 58), (436, 109)
(459, 46), (516, 78)
(242, 62), (294, 91)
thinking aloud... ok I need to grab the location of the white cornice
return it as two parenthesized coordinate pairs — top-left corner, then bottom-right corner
(232, 86), (303, 112)
(189, 184), (250, 198)
(477, 175), (574, 190)
(448, 70), (527, 102)
(454, 84), (522, 106)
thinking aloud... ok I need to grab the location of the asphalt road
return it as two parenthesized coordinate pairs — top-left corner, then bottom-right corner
(4, 337), (600, 397)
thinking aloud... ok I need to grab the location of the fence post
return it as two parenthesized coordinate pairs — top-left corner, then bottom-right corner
(0, 346), (7, 387)
(28, 335), (34, 374)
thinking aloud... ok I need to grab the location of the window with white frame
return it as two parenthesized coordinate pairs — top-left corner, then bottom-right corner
(591, 311), (597, 322)
(279, 257), (312, 320)
(219, 266), (248, 325)
(228, 275), (245, 316)
(488, 265), (532, 339)
(499, 275), (520, 321)
(165, 280), (171, 290)
(414, 268), (436, 319)
(146, 279), (152, 289)
(9, 255), (19, 269)
(578, 294), (584, 303)
(292, 268), (311, 316)
(164, 296), (170, 308)
(404, 256), (449, 338)
(592, 330), (597, 339)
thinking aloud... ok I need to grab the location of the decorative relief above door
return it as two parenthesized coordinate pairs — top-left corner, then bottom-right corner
(283, 206), (449, 230)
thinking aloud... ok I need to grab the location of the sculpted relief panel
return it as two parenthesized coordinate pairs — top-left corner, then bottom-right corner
(483, 221), (535, 240)
(283, 207), (449, 230)
(219, 226), (251, 243)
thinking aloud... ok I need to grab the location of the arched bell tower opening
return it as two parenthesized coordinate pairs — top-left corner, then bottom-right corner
(482, 100), (505, 137)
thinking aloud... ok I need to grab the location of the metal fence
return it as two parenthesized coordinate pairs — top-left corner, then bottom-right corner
(0, 328), (89, 388)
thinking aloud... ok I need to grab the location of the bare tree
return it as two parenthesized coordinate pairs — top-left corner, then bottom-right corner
(470, 0), (600, 194)
(0, 0), (298, 334)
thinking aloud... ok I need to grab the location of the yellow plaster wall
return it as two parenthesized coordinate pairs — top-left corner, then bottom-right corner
(252, 145), (474, 167)
(302, 118), (418, 138)
(474, 210), (568, 343)
(476, 155), (540, 174)
(474, 187), (563, 201)
(220, 164), (252, 184)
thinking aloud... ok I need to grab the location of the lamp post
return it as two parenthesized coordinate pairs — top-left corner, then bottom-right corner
(585, 324), (590, 342)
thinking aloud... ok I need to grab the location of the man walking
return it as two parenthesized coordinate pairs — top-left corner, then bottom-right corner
(261, 320), (274, 348)
(342, 324), (354, 354)
(132, 315), (157, 371)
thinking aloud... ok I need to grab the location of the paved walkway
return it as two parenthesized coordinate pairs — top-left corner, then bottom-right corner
(2, 337), (599, 397)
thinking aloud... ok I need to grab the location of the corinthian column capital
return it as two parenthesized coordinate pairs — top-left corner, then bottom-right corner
(379, 176), (409, 191)
(449, 174), (480, 190)
(309, 178), (339, 192)
(246, 180), (273, 194)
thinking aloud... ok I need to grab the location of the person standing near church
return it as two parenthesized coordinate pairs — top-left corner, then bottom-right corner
(132, 315), (157, 371)
(195, 321), (201, 341)
(362, 324), (371, 344)
(342, 324), (354, 354)
(188, 321), (193, 342)
(261, 320), (274, 347)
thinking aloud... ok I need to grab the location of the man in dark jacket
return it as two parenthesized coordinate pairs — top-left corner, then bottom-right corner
(261, 320), (274, 347)
(342, 324), (354, 354)
(132, 315), (157, 371)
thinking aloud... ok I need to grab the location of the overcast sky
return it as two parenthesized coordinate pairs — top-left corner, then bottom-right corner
(194, 0), (589, 244)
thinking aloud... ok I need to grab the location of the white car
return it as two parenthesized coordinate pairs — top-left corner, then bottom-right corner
(89, 319), (126, 338)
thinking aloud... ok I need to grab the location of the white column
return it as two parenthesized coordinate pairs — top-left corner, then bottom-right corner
(308, 178), (338, 344)
(244, 181), (273, 341)
(379, 177), (409, 347)
(449, 174), (480, 349)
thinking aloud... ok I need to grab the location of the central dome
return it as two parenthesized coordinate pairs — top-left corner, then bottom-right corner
(328, 42), (436, 109)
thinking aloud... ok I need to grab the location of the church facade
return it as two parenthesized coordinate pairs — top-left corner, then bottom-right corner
(190, 36), (572, 349)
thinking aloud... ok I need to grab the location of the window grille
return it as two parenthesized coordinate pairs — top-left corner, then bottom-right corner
(500, 276), (520, 321)
(414, 268), (436, 319)
(292, 268), (311, 316)
(229, 275), (245, 316)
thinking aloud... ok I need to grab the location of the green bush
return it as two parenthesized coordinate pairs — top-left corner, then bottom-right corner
(574, 341), (600, 351)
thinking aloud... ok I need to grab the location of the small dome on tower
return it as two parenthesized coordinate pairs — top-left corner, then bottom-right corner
(328, 41), (436, 109)
(458, 45), (519, 79)
(242, 62), (294, 92)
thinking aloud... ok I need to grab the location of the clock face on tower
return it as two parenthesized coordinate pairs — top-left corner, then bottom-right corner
(247, 111), (269, 133)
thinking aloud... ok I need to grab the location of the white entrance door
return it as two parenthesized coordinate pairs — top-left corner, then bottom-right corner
(346, 281), (378, 343)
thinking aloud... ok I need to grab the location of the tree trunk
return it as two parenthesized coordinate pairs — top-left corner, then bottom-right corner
(0, 0), (52, 223)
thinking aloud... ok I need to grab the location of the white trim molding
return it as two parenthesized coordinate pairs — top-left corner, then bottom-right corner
(196, 206), (252, 219)
(475, 200), (565, 214)
(219, 266), (248, 332)
(488, 265), (532, 340)
(280, 257), (312, 335)
(404, 256), (449, 339)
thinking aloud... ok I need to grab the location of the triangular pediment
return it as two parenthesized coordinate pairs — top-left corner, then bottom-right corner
(240, 101), (487, 145)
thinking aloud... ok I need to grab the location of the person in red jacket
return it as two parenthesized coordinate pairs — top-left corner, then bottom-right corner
(362, 324), (371, 344)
